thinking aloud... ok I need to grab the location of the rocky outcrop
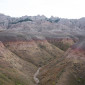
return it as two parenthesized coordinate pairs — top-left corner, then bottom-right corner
(0, 13), (85, 85)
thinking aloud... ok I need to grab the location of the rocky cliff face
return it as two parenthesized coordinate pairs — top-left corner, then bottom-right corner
(0, 14), (85, 85)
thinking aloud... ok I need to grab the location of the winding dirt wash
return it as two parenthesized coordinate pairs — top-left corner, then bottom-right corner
(34, 67), (41, 85)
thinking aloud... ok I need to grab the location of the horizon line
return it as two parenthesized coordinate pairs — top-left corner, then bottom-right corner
(0, 13), (85, 19)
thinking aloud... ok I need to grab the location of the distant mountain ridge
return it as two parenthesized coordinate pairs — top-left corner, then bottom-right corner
(0, 13), (85, 85)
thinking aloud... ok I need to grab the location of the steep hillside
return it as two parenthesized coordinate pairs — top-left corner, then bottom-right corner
(47, 38), (74, 51)
(0, 14), (85, 85)
(0, 30), (64, 85)
(0, 41), (37, 85)
(4, 40), (64, 66)
(56, 39), (85, 85)
(38, 37), (85, 85)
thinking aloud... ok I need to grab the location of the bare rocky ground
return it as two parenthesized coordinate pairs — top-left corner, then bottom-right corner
(0, 13), (85, 85)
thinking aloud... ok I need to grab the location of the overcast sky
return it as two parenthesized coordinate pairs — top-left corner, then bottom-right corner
(0, 0), (85, 19)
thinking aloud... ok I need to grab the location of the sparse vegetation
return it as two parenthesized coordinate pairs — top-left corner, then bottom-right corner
(11, 18), (32, 24)
(0, 13), (85, 85)
(39, 44), (46, 49)
(48, 41), (71, 51)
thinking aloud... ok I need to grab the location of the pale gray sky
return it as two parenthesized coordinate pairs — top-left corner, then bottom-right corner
(0, 0), (85, 18)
